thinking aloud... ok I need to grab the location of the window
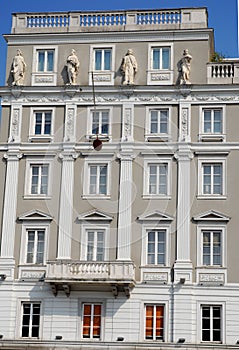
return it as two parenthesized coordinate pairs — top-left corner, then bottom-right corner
(198, 158), (226, 198)
(147, 44), (173, 85)
(149, 163), (168, 195)
(82, 303), (102, 339)
(26, 229), (45, 264)
(151, 47), (170, 70)
(30, 164), (49, 195)
(147, 230), (166, 265)
(199, 106), (225, 141)
(37, 50), (54, 72)
(87, 109), (111, 140)
(86, 230), (105, 261)
(202, 230), (222, 266)
(94, 49), (111, 71)
(150, 109), (168, 134)
(145, 305), (164, 341)
(34, 111), (52, 135)
(21, 302), (41, 338)
(89, 165), (107, 195)
(201, 305), (221, 342)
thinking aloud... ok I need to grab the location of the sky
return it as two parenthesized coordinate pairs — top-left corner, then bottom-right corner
(0, 0), (238, 86)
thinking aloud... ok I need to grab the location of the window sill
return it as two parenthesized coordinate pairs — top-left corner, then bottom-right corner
(147, 69), (173, 85)
(89, 71), (114, 86)
(199, 134), (225, 142)
(29, 136), (53, 143)
(82, 195), (111, 200)
(197, 195), (227, 200)
(24, 195), (52, 200)
(145, 134), (170, 142)
(31, 72), (57, 86)
(86, 134), (111, 142)
(143, 195), (171, 200)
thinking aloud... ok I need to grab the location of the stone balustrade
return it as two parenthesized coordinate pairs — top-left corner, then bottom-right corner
(46, 260), (135, 284)
(207, 61), (239, 84)
(11, 8), (208, 33)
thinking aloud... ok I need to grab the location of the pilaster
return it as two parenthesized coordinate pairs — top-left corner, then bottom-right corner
(121, 103), (134, 142)
(64, 104), (77, 142)
(117, 147), (135, 260)
(8, 104), (23, 143)
(178, 102), (191, 142)
(57, 152), (78, 260)
(0, 152), (22, 279)
(174, 145), (193, 283)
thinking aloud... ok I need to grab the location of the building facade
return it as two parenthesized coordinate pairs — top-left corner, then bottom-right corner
(0, 7), (239, 349)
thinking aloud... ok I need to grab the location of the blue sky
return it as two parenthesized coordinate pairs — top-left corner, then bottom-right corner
(0, 0), (238, 85)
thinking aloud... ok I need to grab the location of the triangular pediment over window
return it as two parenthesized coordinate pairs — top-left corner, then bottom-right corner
(78, 209), (113, 221)
(138, 210), (174, 222)
(193, 210), (230, 222)
(18, 210), (53, 221)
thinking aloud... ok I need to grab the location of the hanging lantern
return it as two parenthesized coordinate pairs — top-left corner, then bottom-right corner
(93, 137), (102, 151)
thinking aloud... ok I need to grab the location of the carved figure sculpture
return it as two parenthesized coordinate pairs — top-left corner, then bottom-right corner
(121, 49), (138, 85)
(177, 49), (192, 85)
(11, 49), (26, 86)
(67, 49), (80, 85)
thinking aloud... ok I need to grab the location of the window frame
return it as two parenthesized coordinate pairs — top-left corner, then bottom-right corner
(147, 43), (173, 85)
(143, 157), (172, 199)
(80, 223), (110, 261)
(29, 107), (55, 142)
(86, 107), (112, 141)
(24, 158), (53, 199)
(83, 157), (112, 199)
(144, 304), (165, 341)
(32, 46), (58, 86)
(80, 300), (105, 341)
(199, 105), (225, 142)
(199, 303), (224, 343)
(145, 106), (171, 142)
(89, 44), (115, 86)
(198, 158), (226, 199)
(18, 301), (42, 339)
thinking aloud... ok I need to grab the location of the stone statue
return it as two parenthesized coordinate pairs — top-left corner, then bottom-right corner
(11, 49), (26, 86)
(66, 49), (80, 85)
(177, 49), (192, 85)
(121, 49), (138, 85)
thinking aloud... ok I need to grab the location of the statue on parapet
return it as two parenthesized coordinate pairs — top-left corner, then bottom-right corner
(67, 49), (80, 85)
(11, 49), (27, 86)
(176, 49), (192, 85)
(121, 49), (138, 85)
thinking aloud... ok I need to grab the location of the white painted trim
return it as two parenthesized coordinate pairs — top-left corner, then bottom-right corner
(89, 44), (115, 86)
(8, 104), (23, 143)
(16, 298), (43, 339)
(86, 106), (112, 141)
(145, 106), (172, 142)
(199, 105), (226, 142)
(29, 107), (55, 142)
(80, 223), (110, 261)
(197, 157), (227, 198)
(31, 45), (58, 86)
(143, 156), (172, 198)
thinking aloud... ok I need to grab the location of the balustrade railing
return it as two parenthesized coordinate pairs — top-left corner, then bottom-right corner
(137, 11), (181, 25)
(210, 63), (234, 79)
(207, 62), (239, 84)
(27, 14), (70, 28)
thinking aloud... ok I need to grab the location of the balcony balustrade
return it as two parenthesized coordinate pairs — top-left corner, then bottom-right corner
(207, 61), (239, 84)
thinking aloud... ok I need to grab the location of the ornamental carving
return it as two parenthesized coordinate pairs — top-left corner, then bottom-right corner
(66, 108), (75, 139)
(11, 109), (20, 138)
(181, 108), (189, 140)
(124, 108), (132, 139)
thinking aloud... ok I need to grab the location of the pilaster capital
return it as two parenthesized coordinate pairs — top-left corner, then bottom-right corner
(3, 152), (23, 161)
(58, 152), (78, 161)
(174, 147), (193, 161)
(117, 149), (136, 161)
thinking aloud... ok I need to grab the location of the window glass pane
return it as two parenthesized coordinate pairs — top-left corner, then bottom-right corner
(204, 110), (212, 133)
(152, 49), (160, 69)
(101, 112), (109, 134)
(104, 50), (111, 70)
(44, 112), (52, 134)
(147, 232), (155, 264)
(203, 232), (211, 265)
(160, 110), (168, 134)
(35, 113), (42, 135)
(150, 111), (158, 133)
(162, 48), (170, 69)
(47, 51), (54, 71)
(38, 51), (44, 71)
(92, 112), (99, 134)
(213, 165), (222, 194)
(214, 110), (222, 133)
(99, 165), (107, 195)
(95, 50), (102, 70)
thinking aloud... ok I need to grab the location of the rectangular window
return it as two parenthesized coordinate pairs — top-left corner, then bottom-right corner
(203, 163), (222, 195)
(34, 111), (52, 135)
(26, 230), (45, 264)
(203, 109), (222, 134)
(87, 230), (105, 261)
(94, 49), (112, 71)
(152, 47), (170, 70)
(150, 109), (169, 134)
(21, 302), (41, 338)
(201, 305), (221, 342)
(89, 164), (107, 195)
(30, 164), (49, 195)
(82, 303), (102, 339)
(147, 230), (166, 265)
(37, 50), (54, 72)
(149, 164), (168, 195)
(92, 111), (109, 135)
(145, 305), (164, 341)
(203, 230), (222, 266)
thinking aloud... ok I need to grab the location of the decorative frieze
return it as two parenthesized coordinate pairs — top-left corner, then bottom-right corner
(64, 105), (76, 142)
(199, 273), (225, 284)
(143, 272), (168, 282)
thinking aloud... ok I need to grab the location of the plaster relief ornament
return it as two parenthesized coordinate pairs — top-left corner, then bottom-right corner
(66, 49), (80, 85)
(11, 49), (26, 86)
(121, 49), (138, 85)
(177, 49), (192, 85)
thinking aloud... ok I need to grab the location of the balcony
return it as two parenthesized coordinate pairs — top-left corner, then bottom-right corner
(11, 8), (208, 34)
(45, 260), (136, 297)
(207, 60), (239, 84)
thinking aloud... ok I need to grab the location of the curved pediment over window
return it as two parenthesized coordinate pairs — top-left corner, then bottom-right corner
(18, 209), (53, 221)
(193, 210), (230, 222)
(77, 209), (113, 221)
(137, 210), (174, 222)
